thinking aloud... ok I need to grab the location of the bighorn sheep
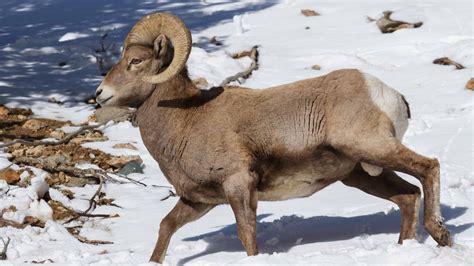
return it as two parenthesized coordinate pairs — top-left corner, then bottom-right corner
(96, 13), (452, 263)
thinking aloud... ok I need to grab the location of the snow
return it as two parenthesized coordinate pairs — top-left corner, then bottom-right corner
(0, 0), (473, 265)
(58, 32), (91, 42)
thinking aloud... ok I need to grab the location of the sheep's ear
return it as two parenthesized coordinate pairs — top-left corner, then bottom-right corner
(153, 34), (169, 59)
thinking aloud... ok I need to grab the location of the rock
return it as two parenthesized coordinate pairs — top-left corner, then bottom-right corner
(112, 143), (138, 150)
(22, 119), (49, 130)
(301, 9), (320, 17)
(11, 147), (26, 157)
(311, 64), (321, 70)
(106, 156), (142, 169)
(70, 131), (108, 144)
(94, 106), (133, 123)
(0, 169), (21, 184)
(25, 145), (45, 157)
(465, 78), (474, 90)
(50, 130), (65, 139)
(117, 160), (144, 176)
(0, 105), (9, 115)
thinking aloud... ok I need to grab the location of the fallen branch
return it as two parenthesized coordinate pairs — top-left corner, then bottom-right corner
(220, 46), (259, 87)
(84, 175), (103, 214)
(67, 228), (113, 245)
(0, 237), (10, 260)
(0, 111), (133, 149)
(108, 171), (147, 187)
(63, 213), (119, 225)
(376, 11), (422, 34)
(433, 57), (465, 70)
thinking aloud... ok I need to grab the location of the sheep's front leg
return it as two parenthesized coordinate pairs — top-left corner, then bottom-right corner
(223, 171), (259, 256)
(150, 198), (215, 263)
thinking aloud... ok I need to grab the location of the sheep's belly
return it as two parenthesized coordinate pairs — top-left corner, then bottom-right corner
(257, 151), (356, 201)
(258, 177), (333, 201)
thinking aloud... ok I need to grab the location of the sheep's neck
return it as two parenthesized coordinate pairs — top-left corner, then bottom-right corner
(135, 71), (199, 166)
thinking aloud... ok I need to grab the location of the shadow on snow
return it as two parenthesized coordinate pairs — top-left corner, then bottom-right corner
(178, 203), (472, 265)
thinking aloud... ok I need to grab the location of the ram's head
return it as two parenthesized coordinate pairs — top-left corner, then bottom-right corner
(95, 13), (191, 107)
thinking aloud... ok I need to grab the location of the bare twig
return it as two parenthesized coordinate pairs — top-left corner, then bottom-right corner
(0, 163), (13, 172)
(107, 172), (147, 187)
(152, 185), (173, 189)
(83, 175), (104, 214)
(220, 46), (259, 87)
(0, 111), (133, 149)
(0, 237), (11, 260)
(67, 228), (113, 245)
(160, 190), (177, 201)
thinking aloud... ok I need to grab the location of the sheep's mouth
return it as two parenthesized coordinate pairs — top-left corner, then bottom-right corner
(97, 96), (113, 105)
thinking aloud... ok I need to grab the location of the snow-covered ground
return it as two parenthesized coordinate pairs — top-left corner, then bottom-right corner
(1, 0), (473, 265)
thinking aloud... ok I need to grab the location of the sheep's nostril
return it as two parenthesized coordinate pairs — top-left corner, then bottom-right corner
(95, 89), (103, 97)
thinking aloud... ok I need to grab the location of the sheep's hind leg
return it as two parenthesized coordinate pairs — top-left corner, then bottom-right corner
(342, 164), (421, 243)
(223, 171), (259, 256)
(149, 198), (215, 263)
(337, 137), (452, 247)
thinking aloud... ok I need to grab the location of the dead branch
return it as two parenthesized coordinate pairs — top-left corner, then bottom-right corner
(376, 11), (422, 34)
(63, 213), (119, 225)
(433, 57), (465, 70)
(108, 171), (147, 187)
(84, 175), (103, 214)
(0, 111), (133, 149)
(67, 228), (113, 245)
(160, 190), (177, 201)
(31, 259), (54, 264)
(220, 46), (259, 87)
(0, 237), (10, 260)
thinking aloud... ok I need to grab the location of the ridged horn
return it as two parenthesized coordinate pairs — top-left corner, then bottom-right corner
(123, 13), (191, 84)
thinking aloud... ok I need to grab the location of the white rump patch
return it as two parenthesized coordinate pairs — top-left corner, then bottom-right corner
(361, 73), (410, 176)
(363, 73), (409, 139)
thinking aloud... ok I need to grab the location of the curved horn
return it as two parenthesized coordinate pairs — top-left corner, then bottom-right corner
(123, 13), (192, 84)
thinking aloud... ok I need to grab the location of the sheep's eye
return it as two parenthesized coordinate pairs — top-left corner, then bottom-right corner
(130, 58), (143, 65)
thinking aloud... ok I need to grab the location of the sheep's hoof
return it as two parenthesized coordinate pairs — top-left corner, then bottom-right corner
(436, 228), (452, 247)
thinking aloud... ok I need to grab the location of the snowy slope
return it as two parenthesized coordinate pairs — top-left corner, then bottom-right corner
(1, 0), (473, 265)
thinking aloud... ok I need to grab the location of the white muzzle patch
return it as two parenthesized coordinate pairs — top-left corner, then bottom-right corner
(95, 84), (116, 105)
